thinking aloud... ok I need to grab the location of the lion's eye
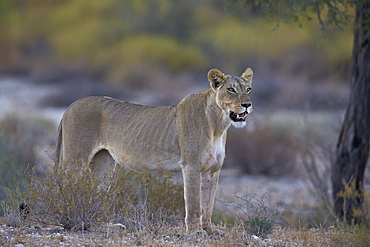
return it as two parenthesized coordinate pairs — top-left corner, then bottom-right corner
(246, 88), (252, 94)
(227, 88), (236, 94)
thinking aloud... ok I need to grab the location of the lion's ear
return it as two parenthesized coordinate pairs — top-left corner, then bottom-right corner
(241, 68), (253, 83)
(208, 69), (227, 91)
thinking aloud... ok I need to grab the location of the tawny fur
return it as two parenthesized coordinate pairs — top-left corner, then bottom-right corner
(56, 68), (254, 234)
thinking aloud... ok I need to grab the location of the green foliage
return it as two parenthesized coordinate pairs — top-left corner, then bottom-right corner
(0, 0), (57, 71)
(245, 215), (274, 238)
(0, 0), (352, 82)
(241, 196), (280, 238)
(228, 0), (356, 31)
(22, 164), (184, 231)
(106, 35), (207, 84)
(119, 35), (206, 71)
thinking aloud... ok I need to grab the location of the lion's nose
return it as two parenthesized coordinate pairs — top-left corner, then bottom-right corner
(242, 103), (252, 108)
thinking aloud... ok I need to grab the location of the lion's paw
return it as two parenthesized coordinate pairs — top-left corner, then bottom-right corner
(196, 229), (209, 237)
(211, 229), (225, 237)
(186, 228), (225, 238)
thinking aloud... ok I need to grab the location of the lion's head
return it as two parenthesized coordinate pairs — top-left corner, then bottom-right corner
(208, 68), (253, 127)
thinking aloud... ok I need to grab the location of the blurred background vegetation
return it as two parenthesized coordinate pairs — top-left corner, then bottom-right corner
(0, 0), (351, 87)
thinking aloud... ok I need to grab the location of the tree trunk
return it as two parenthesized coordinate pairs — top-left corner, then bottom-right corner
(332, 0), (370, 223)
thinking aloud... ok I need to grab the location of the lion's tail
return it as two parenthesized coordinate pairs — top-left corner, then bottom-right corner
(55, 120), (63, 168)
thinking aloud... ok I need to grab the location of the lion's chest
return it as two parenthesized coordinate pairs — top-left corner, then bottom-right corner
(201, 135), (226, 172)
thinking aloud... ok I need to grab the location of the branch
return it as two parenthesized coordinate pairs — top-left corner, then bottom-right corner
(326, 0), (349, 31)
(316, 3), (326, 30)
(328, 0), (348, 15)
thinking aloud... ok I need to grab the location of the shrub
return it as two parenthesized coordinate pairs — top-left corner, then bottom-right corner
(0, 186), (26, 227)
(216, 191), (280, 238)
(240, 195), (280, 238)
(225, 124), (300, 177)
(21, 164), (184, 232)
(0, 114), (54, 207)
(245, 215), (274, 238)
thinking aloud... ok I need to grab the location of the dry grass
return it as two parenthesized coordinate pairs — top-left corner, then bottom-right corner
(1, 221), (369, 246)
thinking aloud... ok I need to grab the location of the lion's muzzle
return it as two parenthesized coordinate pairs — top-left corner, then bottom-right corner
(229, 103), (252, 122)
(229, 110), (248, 122)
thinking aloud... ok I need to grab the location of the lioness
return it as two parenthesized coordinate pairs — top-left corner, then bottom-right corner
(56, 68), (253, 234)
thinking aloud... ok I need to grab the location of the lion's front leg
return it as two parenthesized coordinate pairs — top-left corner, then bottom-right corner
(180, 162), (202, 234)
(201, 169), (220, 234)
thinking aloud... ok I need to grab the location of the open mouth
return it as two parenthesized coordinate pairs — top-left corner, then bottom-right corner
(229, 110), (248, 122)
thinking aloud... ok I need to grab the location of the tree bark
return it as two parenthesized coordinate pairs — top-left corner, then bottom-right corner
(332, 0), (370, 223)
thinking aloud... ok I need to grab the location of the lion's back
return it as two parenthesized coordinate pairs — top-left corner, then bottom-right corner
(59, 96), (181, 168)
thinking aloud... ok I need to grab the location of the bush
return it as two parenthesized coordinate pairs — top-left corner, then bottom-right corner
(245, 215), (274, 238)
(0, 186), (26, 227)
(240, 195), (280, 238)
(216, 190), (280, 238)
(20, 164), (184, 232)
(225, 125), (300, 177)
(0, 114), (54, 205)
